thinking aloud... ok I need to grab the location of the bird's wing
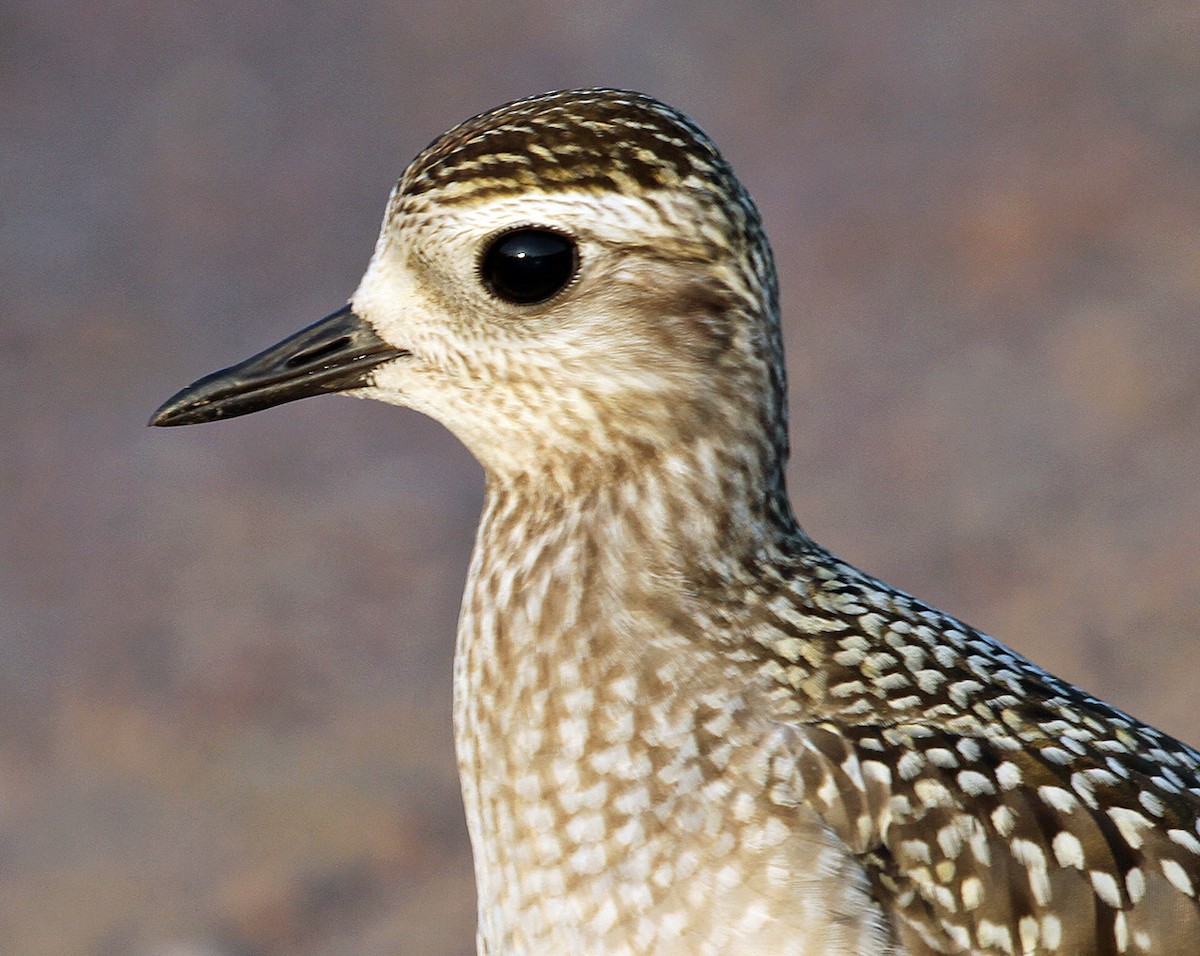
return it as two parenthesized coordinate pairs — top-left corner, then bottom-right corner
(780, 716), (1200, 955)
(738, 543), (1200, 951)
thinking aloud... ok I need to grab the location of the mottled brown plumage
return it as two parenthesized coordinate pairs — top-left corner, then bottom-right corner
(152, 89), (1200, 955)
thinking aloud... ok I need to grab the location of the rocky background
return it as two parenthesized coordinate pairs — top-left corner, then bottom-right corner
(3, 4), (1199, 953)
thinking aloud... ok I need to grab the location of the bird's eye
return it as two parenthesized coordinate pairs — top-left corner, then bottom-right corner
(480, 228), (578, 305)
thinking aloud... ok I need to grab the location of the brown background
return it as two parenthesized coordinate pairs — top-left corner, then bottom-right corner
(3, 4), (1199, 954)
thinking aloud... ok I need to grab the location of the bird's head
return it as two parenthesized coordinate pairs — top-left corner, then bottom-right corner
(152, 90), (788, 493)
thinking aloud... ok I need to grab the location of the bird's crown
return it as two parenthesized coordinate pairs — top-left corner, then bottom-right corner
(403, 89), (735, 204)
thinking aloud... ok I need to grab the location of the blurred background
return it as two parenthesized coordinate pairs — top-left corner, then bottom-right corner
(3, 3), (1199, 953)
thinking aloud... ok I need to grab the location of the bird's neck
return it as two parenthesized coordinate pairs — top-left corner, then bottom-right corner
(468, 441), (800, 624)
(452, 444), (800, 938)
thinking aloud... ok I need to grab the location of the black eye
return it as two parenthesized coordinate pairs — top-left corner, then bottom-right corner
(480, 228), (578, 305)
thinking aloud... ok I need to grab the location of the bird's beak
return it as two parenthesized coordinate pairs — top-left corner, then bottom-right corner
(149, 304), (407, 427)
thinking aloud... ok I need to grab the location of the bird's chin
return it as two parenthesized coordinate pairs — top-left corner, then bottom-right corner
(345, 385), (412, 411)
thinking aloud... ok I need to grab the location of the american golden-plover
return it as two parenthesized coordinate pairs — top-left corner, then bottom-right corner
(152, 89), (1200, 955)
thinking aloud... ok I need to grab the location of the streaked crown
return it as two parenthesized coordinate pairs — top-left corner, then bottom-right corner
(406, 89), (737, 201)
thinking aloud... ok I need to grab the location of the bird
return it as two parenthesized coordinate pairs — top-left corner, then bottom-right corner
(151, 89), (1200, 955)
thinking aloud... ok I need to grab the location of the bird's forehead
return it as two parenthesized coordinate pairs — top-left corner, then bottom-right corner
(397, 89), (737, 208)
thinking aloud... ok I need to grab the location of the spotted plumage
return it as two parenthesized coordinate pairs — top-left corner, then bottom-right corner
(151, 89), (1200, 955)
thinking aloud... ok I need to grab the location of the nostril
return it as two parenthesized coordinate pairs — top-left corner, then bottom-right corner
(286, 336), (352, 369)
